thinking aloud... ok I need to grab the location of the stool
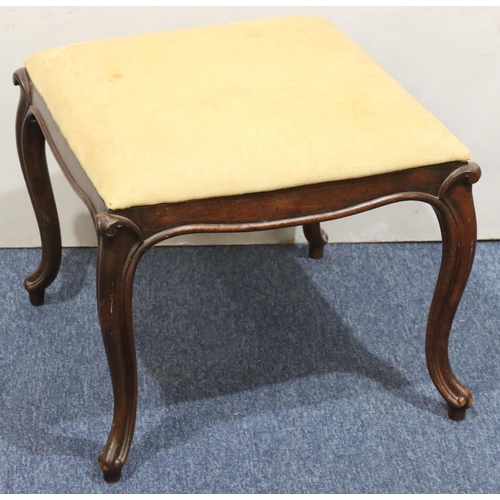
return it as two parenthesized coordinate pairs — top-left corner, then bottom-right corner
(14, 16), (481, 482)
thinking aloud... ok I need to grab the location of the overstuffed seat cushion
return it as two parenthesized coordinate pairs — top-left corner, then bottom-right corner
(25, 16), (470, 210)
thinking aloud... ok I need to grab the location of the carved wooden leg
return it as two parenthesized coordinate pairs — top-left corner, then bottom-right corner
(303, 222), (328, 259)
(426, 165), (480, 421)
(14, 74), (61, 306)
(96, 214), (143, 482)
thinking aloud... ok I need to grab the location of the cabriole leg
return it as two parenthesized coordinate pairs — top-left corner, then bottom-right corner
(303, 222), (328, 259)
(96, 214), (143, 482)
(14, 72), (61, 306)
(426, 165), (480, 421)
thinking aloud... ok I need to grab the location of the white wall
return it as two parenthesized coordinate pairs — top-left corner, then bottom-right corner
(1, 6), (498, 247)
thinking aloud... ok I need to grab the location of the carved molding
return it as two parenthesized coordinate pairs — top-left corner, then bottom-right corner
(95, 212), (144, 242)
(439, 161), (481, 200)
(13, 68), (31, 104)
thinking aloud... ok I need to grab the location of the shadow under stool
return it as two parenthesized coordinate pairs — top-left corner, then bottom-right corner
(14, 16), (481, 482)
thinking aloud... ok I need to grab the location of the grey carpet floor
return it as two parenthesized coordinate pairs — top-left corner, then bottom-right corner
(0, 242), (499, 493)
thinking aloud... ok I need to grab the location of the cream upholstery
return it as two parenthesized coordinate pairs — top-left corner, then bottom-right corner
(25, 16), (470, 210)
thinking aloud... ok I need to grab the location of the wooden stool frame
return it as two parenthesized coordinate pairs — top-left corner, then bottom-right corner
(14, 68), (481, 482)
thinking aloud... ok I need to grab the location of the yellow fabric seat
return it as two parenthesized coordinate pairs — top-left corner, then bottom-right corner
(25, 16), (470, 210)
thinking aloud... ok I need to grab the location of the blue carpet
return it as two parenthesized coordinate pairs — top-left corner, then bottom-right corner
(0, 242), (499, 493)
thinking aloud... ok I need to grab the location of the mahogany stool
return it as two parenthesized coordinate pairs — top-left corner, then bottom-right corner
(15, 16), (480, 482)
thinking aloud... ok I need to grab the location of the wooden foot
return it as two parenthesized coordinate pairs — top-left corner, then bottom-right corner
(303, 222), (328, 259)
(14, 69), (61, 305)
(447, 403), (466, 421)
(103, 468), (122, 483)
(28, 289), (45, 307)
(96, 214), (143, 482)
(425, 163), (480, 420)
(99, 452), (123, 483)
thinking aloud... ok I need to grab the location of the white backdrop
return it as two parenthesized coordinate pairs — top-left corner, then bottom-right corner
(1, 6), (498, 247)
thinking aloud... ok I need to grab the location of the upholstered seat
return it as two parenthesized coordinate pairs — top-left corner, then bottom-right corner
(25, 16), (469, 209)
